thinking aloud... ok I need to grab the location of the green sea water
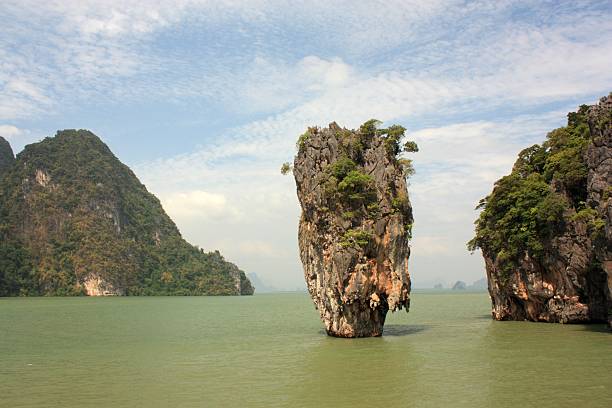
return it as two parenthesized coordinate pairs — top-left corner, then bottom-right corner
(1, 291), (610, 407)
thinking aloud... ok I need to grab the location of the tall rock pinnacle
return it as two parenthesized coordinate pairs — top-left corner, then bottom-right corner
(291, 121), (416, 337)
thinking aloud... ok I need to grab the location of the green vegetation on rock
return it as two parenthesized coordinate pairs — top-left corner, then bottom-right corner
(321, 156), (377, 206)
(0, 130), (253, 296)
(280, 162), (292, 175)
(339, 228), (372, 248)
(296, 130), (312, 151)
(468, 105), (603, 276)
(287, 119), (418, 256)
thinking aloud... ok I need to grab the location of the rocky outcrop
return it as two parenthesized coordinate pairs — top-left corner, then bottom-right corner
(586, 95), (612, 327)
(483, 218), (604, 323)
(82, 274), (123, 296)
(292, 122), (415, 337)
(0, 136), (14, 173)
(472, 95), (611, 325)
(228, 259), (255, 296)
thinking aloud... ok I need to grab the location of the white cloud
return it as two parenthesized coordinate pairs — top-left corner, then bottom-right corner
(19, 0), (190, 38)
(160, 190), (242, 221)
(0, 75), (52, 120)
(215, 55), (356, 114)
(5, 79), (50, 104)
(1, 0), (610, 120)
(297, 56), (353, 90)
(0, 125), (22, 140)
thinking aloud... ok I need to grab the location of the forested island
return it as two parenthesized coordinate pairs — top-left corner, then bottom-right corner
(0, 130), (253, 296)
(469, 94), (611, 326)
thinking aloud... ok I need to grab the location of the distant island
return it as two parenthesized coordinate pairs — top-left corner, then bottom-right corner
(430, 278), (487, 291)
(0, 130), (253, 296)
(246, 273), (277, 293)
(452, 281), (467, 290)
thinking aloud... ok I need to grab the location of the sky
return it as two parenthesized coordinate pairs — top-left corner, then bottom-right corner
(1, 1), (611, 290)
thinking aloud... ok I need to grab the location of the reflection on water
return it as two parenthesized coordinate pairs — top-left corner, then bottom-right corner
(1, 292), (610, 407)
(315, 324), (429, 337)
(384, 324), (429, 336)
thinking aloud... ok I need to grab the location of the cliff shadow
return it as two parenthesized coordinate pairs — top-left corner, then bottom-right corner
(579, 323), (611, 333)
(316, 324), (428, 337)
(383, 324), (429, 336)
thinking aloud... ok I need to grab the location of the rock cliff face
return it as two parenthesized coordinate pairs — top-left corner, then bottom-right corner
(292, 121), (415, 337)
(470, 95), (611, 325)
(586, 95), (612, 326)
(0, 130), (253, 296)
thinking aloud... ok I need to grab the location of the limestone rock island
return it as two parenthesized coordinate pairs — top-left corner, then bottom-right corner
(469, 95), (611, 326)
(290, 121), (417, 337)
(0, 130), (253, 296)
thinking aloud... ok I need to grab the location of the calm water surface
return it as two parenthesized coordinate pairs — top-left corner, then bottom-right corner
(1, 292), (610, 407)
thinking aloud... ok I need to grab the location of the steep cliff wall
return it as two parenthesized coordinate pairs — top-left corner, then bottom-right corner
(586, 95), (612, 326)
(292, 121), (416, 337)
(470, 95), (611, 325)
(0, 130), (253, 296)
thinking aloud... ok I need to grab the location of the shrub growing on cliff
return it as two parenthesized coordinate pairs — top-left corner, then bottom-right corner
(280, 162), (292, 175)
(404, 222), (413, 239)
(381, 124), (406, 155)
(391, 192), (410, 213)
(337, 170), (374, 201)
(339, 228), (372, 248)
(330, 157), (357, 179)
(571, 207), (606, 240)
(403, 141), (418, 152)
(297, 130), (312, 151)
(378, 124), (419, 159)
(398, 158), (415, 178)
(359, 119), (382, 138)
(321, 157), (376, 204)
